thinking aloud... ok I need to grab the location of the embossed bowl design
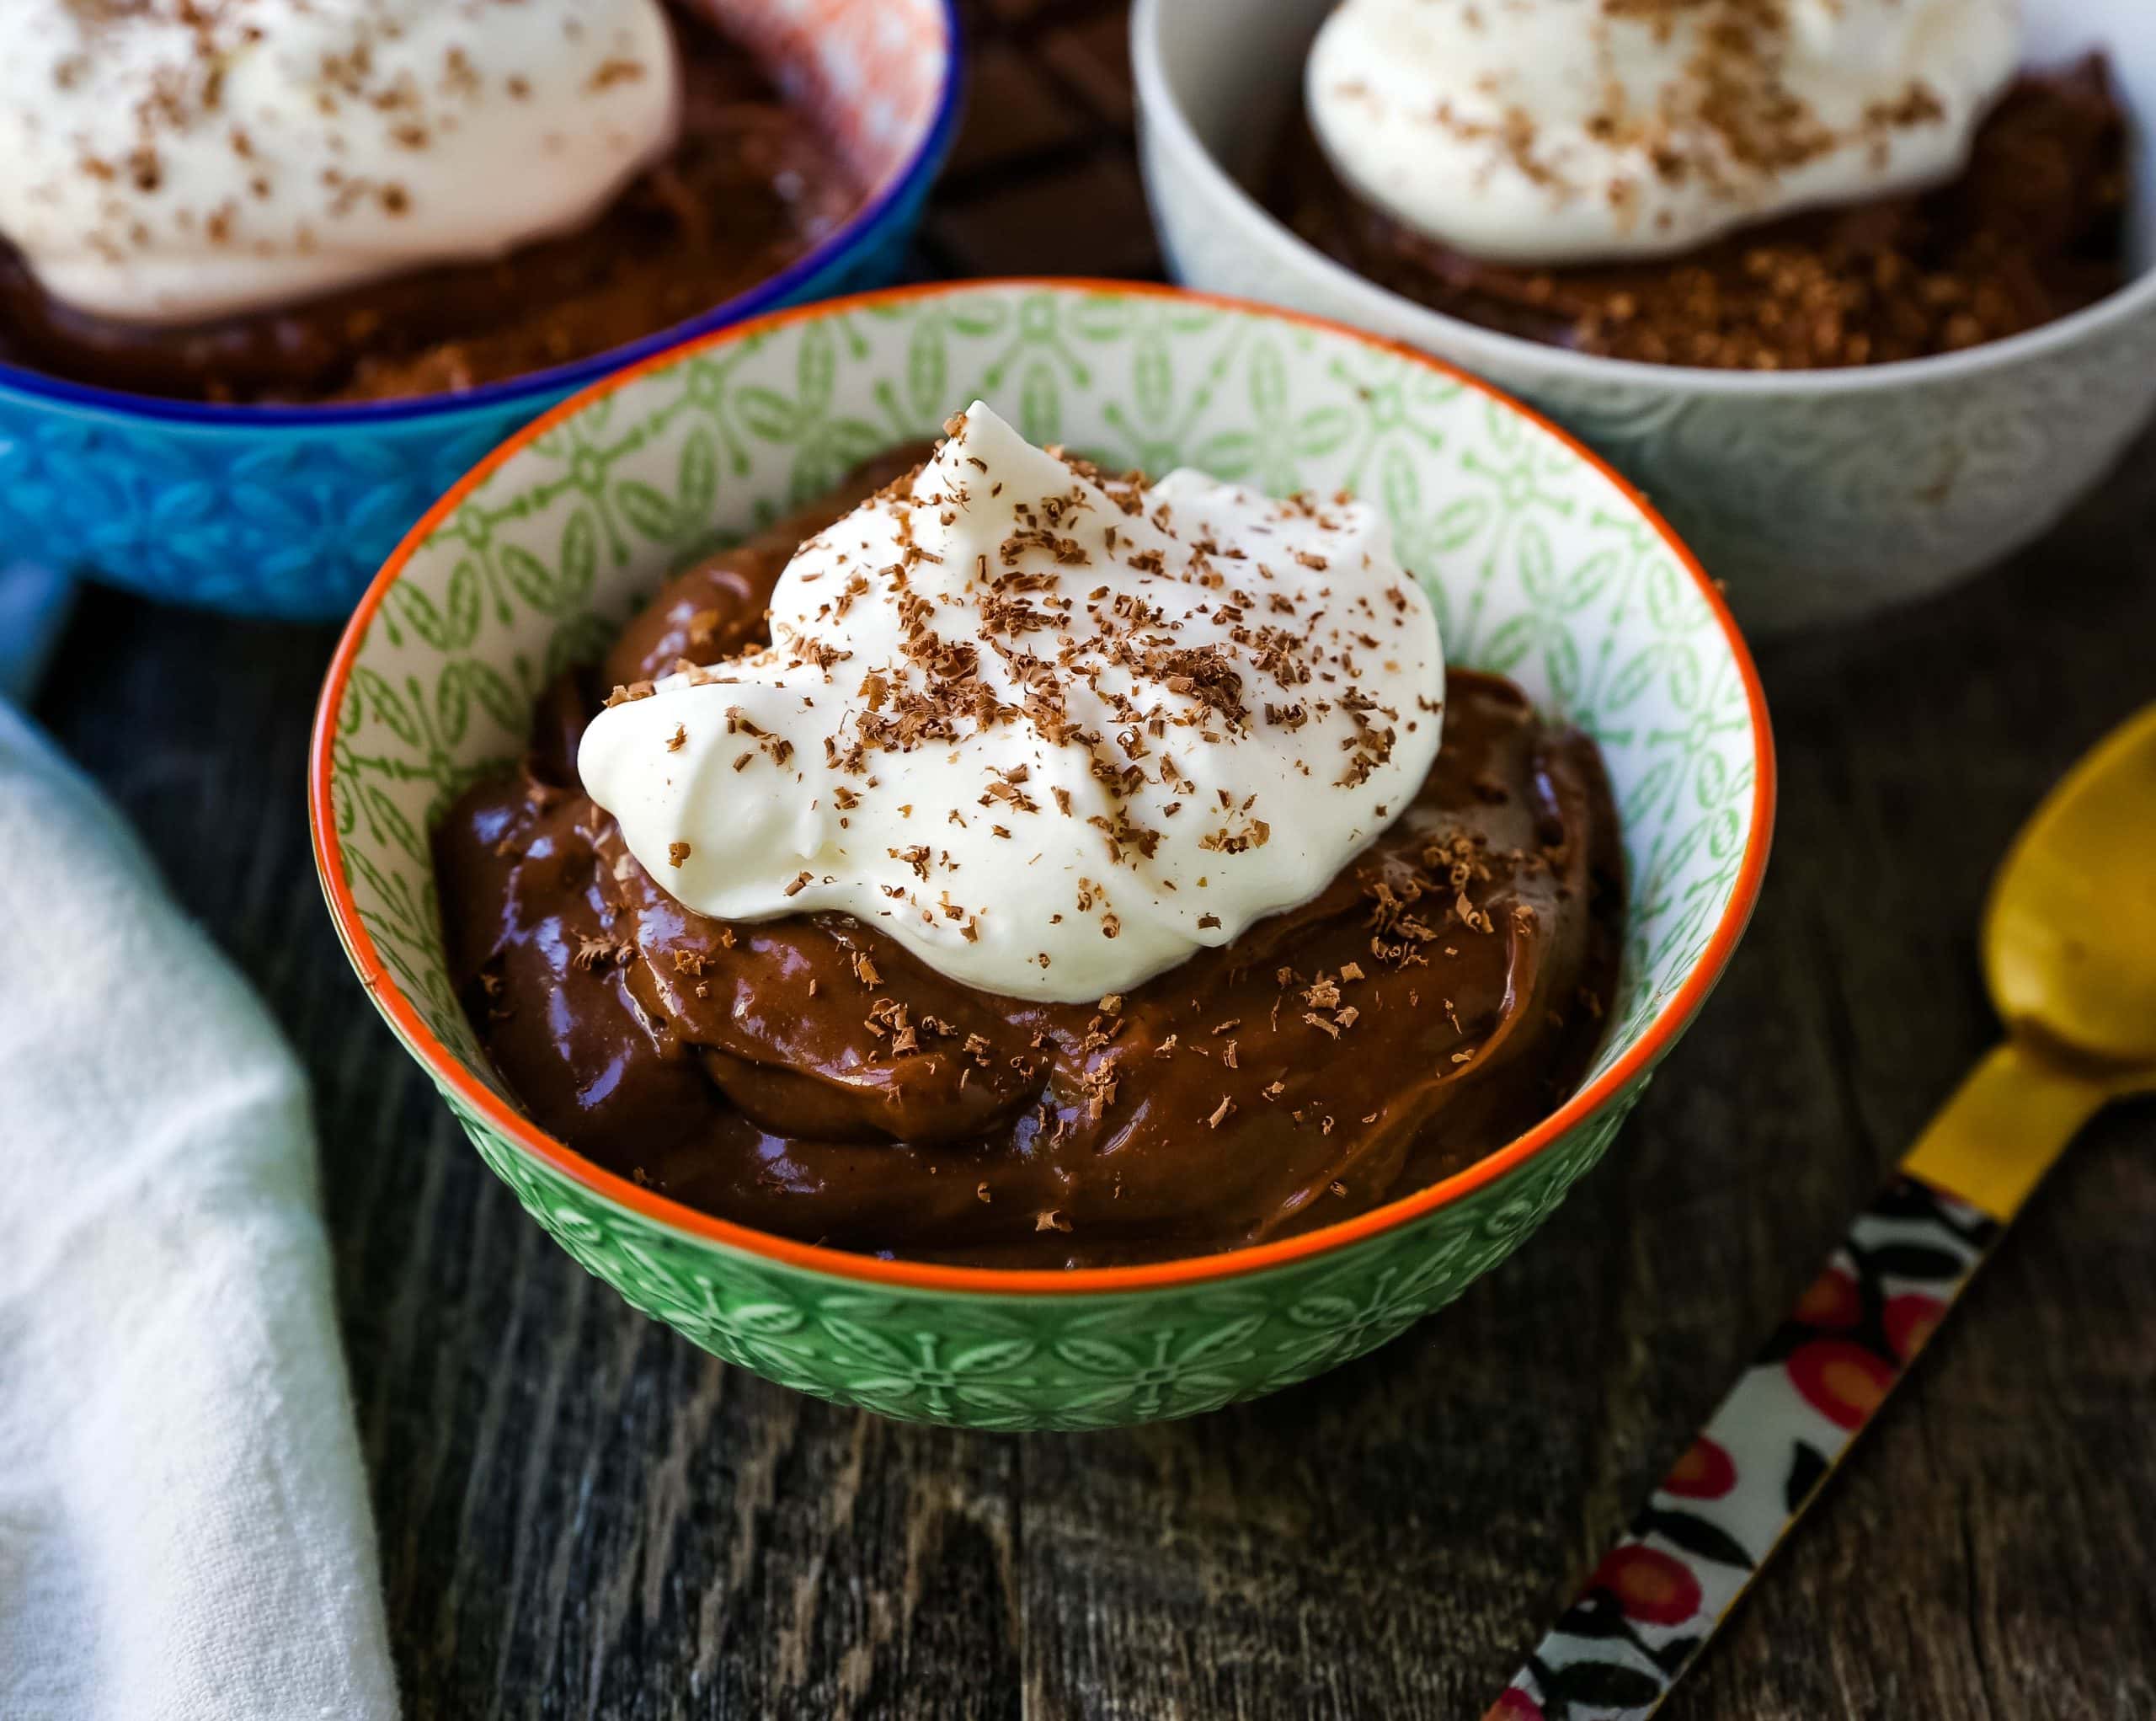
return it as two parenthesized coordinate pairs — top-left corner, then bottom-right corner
(0, 0), (959, 622)
(1133, 0), (2156, 633)
(310, 280), (1773, 1430)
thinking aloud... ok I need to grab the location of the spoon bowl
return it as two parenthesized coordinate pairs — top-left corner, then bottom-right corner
(1985, 704), (2156, 1072)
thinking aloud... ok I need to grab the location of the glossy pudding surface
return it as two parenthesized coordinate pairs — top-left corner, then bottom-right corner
(437, 448), (1625, 1268)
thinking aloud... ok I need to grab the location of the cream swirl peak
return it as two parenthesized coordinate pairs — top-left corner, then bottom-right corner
(1306, 0), (2020, 267)
(0, 0), (680, 326)
(578, 404), (1447, 1004)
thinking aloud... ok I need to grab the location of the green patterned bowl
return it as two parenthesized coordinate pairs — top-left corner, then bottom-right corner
(310, 280), (1774, 1430)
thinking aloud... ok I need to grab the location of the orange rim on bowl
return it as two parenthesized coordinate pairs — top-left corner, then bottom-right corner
(309, 277), (1777, 1297)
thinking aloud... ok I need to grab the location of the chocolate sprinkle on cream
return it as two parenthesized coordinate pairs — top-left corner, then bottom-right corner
(577, 402), (1445, 1003)
(0, 0), (683, 326)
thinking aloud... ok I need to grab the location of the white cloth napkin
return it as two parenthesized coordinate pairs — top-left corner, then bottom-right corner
(0, 698), (399, 1721)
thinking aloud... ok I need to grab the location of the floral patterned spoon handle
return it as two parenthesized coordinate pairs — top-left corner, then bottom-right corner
(1493, 704), (2156, 1719)
(1488, 1041), (2136, 1721)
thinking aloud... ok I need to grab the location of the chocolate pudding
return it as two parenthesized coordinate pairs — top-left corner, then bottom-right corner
(1273, 56), (2131, 371)
(0, 8), (861, 404)
(435, 446), (1625, 1269)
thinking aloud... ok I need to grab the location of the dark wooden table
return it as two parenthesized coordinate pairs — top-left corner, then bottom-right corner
(35, 4), (2156, 1714)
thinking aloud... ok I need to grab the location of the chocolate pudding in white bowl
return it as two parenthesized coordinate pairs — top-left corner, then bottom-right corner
(1134, 0), (2156, 633)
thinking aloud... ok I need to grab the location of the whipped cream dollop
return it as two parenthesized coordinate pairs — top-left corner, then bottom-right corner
(1306, 0), (2020, 267)
(579, 403), (1446, 1005)
(0, 0), (680, 325)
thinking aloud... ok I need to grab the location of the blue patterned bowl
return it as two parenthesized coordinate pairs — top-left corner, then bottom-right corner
(0, 0), (960, 622)
(313, 280), (1775, 1429)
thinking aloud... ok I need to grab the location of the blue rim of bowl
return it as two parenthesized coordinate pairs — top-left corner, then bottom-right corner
(0, 0), (965, 429)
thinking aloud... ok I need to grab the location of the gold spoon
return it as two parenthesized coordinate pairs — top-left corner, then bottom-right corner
(1489, 703), (2156, 1721)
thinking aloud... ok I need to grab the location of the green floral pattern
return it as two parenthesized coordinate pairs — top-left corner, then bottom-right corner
(319, 283), (1764, 1428)
(455, 1095), (1628, 1430)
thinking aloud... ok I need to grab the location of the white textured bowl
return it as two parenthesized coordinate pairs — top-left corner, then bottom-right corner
(1134, 0), (2156, 633)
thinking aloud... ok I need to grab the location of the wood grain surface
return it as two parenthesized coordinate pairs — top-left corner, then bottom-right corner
(33, 3), (2156, 1713)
